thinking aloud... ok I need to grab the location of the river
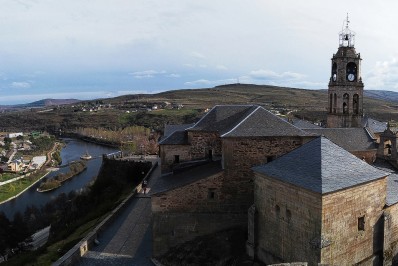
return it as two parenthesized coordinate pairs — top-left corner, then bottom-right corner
(0, 138), (117, 219)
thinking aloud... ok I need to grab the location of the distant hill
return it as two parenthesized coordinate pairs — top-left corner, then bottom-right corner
(364, 90), (398, 102)
(0, 98), (80, 110)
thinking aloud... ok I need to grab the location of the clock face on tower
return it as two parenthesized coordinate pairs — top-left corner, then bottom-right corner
(332, 73), (337, 81)
(346, 62), (357, 82)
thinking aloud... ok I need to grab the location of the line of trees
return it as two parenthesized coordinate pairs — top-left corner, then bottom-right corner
(76, 126), (160, 155)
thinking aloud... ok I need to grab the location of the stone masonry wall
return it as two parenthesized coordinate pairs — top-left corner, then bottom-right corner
(321, 177), (386, 265)
(222, 136), (313, 212)
(159, 144), (191, 173)
(254, 172), (322, 265)
(152, 172), (224, 213)
(152, 171), (249, 256)
(383, 204), (398, 265)
(188, 131), (221, 160)
(351, 150), (377, 164)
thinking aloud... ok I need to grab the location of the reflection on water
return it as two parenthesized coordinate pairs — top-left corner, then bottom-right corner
(0, 138), (117, 218)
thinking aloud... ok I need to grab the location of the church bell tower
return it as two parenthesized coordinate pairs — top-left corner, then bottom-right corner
(327, 15), (364, 128)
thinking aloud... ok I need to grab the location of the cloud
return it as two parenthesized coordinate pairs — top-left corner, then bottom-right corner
(166, 73), (181, 78)
(191, 52), (206, 59)
(11, 81), (31, 89)
(216, 65), (228, 70)
(249, 69), (306, 80)
(129, 70), (166, 79)
(365, 57), (398, 90)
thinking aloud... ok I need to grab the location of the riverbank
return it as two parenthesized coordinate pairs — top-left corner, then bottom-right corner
(0, 142), (60, 204)
(37, 161), (87, 192)
(0, 170), (51, 204)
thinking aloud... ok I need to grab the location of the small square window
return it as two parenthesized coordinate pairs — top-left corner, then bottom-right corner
(174, 155), (180, 163)
(208, 189), (216, 200)
(358, 216), (365, 231)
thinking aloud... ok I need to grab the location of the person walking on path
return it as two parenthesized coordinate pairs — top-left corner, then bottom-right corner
(142, 179), (148, 194)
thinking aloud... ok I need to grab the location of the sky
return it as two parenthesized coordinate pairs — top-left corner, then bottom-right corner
(1, 0), (398, 104)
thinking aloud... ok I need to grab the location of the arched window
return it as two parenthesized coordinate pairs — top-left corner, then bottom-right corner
(346, 62), (357, 81)
(331, 62), (337, 81)
(343, 93), (349, 114)
(329, 94), (333, 113)
(333, 93), (337, 113)
(353, 94), (359, 114)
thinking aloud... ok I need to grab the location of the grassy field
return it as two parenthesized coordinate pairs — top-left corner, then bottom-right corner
(0, 171), (48, 203)
(0, 173), (18, 182)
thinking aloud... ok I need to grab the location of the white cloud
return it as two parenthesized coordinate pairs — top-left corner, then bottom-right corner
(166, 74), (181, 78)
(249, 69), (305, 80)
(216, 65), (228, 70)
(11, 81), (31, 89)
(365, 57), (398, 90)
(129, 70), (167, 79)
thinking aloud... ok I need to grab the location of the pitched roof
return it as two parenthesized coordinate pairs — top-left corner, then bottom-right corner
(151, 161), (223, 194)
(372, 159), (398, 206)
(303, 128), (377, 151)
(221, 106), (309, 137)
(158, 130), (189, 145)
(362, 117), (387, 133)
(292, 119), (322, 129)
(188, 105), (258, 134)
(253, 137), (388, 194)
(163, 124), (194, 138)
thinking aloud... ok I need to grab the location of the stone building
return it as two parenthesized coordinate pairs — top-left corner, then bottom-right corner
(249, 137), (389, 265)
(303, 127), (377, 164)
(153, 105), (314, 256)
(327, 17), (363, 128)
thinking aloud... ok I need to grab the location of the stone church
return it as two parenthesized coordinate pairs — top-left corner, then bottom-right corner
(152, 18), (398, 265)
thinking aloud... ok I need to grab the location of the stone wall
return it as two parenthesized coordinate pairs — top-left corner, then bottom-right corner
(321, 177), (386, 265)
(151, 171), (250, 256)
(188, 131), (221, 160)
(253, 172), (322, 265)
(159, 144), (191, 173)
(222, 136), (313, 212)
(351, 150), (377, 164)
(383, 204), (398, 265)
(152, 212), (247, 257)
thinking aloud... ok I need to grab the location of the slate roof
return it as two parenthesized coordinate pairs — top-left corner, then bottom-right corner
(158, 130), (189, 145)
(253, 137), (389, 194)
(150, 161), (223, 194)
(303, 128), (377, 151)
(291, 118), (322, 129)
(372, 159), (398, 206)
(221, 106), (309, 137)
(362, 117), (387, 133)
(163, 124), (194, 138)
(188, 105), (258, 134)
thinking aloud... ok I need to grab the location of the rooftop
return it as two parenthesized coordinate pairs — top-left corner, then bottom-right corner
(221, 106), (308, 138)
(304, 127), (377, 151)
(188, 105), (258, 134)
(151, 161), (223, 194)
(253, 136), (388, 194)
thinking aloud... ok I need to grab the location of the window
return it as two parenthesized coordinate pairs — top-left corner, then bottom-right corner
(358, 216), (365, 231)
(353, 94), (359, 114)
(329, 94), (333, 113)
(286, 209), (292, 223)
(208, 189), (216, 200)
(333, 93), (337, 113)
(275, 205), (280, 217)
(174, 155), (180, 163)
(343, 93), (349, 114)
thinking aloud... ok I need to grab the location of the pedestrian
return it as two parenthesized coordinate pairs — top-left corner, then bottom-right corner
(142, 179), (148, 194)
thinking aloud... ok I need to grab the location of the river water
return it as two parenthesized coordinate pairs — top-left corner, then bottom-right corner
(0, 138), (117, 219)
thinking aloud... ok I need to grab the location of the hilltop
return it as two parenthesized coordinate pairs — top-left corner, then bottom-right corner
(0, 84), (398, 132)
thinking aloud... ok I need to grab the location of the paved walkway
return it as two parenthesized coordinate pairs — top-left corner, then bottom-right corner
(77, 159), (161, 266)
